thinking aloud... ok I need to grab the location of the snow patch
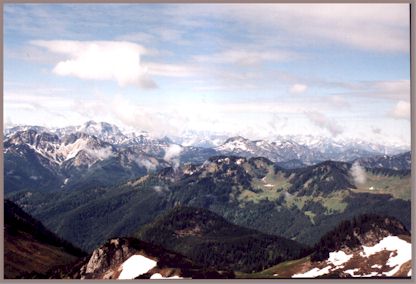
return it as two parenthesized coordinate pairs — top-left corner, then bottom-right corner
(362, 272), (380, 277)
(219, 139), (250, 152)
(408, 269), (412, 277)
(292, 266), (331, 278)
(150, 273), (183, 279)
(328, 250), (353, 267)
(360, 236), (411, 277)
(371, 264), (382, 269)
(264, 184), (274, 187)
(344, 268), (359, 277)
(118, 255), (157, 280)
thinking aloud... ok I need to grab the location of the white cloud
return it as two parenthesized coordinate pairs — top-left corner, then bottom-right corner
(289, 84), (307, 94)
(328, 95), (350, 108)
(372, 127), (382, 135)
(31, 40), (157, 88)
(194, 49), (295, 66)
(304, 111), (343, 137)
(85, 146), (115, 161)
(5, 92), (75, 110)
(209, 4), (409, 53)
(391, 100), (410, 120)
(164, 144), (183, 169)
(330, 80), (410, 101)
(350, 161), (367, 185)
(145, 62), (198, 77)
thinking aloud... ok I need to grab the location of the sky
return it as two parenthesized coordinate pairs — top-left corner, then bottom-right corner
(3, 4), (411, 146)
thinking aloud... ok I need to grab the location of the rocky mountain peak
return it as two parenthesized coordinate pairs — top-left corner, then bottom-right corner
(71, 237), (234, 279)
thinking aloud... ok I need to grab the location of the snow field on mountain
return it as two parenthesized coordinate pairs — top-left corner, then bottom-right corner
(292, 266), (332, 278)
(360, 236), (411, 276)
(150, 273), (183, 279)
(328, 250), (353, 267)
(118, 255), (157, 279)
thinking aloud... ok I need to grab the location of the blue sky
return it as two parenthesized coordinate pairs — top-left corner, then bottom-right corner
(4, 4), (411, 146)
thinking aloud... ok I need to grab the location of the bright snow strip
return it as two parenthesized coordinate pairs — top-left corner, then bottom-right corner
(371, 264), (382, 269)
(264, 184), (274, 187)
(150, 273), (183, 279)
(360, 236), (411, 277)
(328, 250), (353, 267)
(362, 272), (379, 277)
(344, 268), (359, 277)
(292, 266), (331, 278)
(408, 269), (412, 277)
(118, 255), (157, 280)
(273, 273), (279, 276)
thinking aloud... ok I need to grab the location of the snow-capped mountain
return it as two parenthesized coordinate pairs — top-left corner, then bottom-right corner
(215, 136), (283, 160)
(215, 135), (409, 165)
(5, 129), (115, 167)
(4, 121), (410, 193)
(171, 131), (229, 148)
(74, 120), (128, 144)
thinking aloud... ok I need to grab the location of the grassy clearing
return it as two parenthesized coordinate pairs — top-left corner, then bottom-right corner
(237, 256), (310, 278)
(238, 166), (291, 203)
(353, 172), (410, 200)
(283, 190), (349, 214)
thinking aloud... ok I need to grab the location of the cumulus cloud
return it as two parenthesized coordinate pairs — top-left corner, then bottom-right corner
(289, 84), (307, 94)
(390, 100), (410, 120)
(350, 161), (367, 185)
(31, 40), (157, 88)
(164, 144), (183, 169)
(304, 111), (343, 137)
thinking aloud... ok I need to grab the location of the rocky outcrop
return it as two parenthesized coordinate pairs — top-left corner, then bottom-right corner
(64, 237), (234, 279)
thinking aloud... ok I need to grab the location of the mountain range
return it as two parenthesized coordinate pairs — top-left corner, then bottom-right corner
(4, 121), (410, 194)
(3, 121), (412, 279)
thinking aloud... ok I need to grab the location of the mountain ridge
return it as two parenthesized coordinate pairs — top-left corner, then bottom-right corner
(4, 200), (87, 279)
(137, 206), (309, 273)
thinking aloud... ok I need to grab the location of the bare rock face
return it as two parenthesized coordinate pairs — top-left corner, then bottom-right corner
(66, 237), (234, 279)
(83, 239), (134, 277)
